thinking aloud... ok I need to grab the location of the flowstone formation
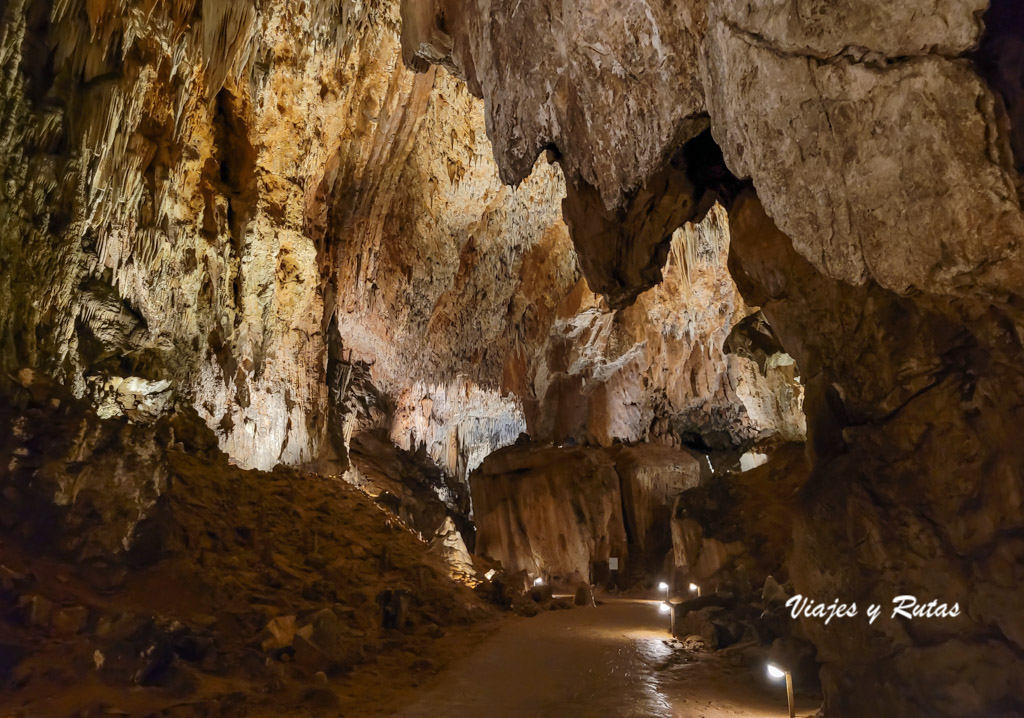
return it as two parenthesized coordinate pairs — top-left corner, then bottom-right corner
(471, 441), (707, 586)
(0, 1), (809, 714)
(403, 0), (1024, 715)
(527, 203), (804, 450)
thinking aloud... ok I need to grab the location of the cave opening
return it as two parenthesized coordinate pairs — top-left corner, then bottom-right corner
(1, 1), (1022, 717)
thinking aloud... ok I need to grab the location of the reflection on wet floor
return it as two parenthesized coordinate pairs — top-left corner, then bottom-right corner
(393, 600), (819, 718)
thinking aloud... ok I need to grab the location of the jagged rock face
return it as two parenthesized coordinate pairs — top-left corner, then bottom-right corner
(471, 442), (704, 584)
(404, 1), (1024, 715)
(400, 0), (706, 207)
(345, 430), (471, 539)
(406, 0), (1024, 304)
(370, 199), (805, 472)
(1, 0), (403, 469)
(378, 203), (804, 479)
(0, 0), (575, 473)
(529, 204), (804, 449)
(614, 443), (709, 571)
(702, 0), (1024, 296)
(325, 69), (574, 478)
(401, 0), (712, 306)
(388, 379), (529, 484)
(0, 0), (804, 495)
(670, 443), (806, 591)
(1, 371), (181, 560)
(8, 0), (1020, 710)
(329, 69), (569, 389)
(728, 192), (1024, 717)
(975, 1), (1024, 189)
(331, 112), (803, 476)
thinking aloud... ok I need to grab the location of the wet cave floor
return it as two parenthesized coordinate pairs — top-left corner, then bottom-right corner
(382, 599), (821, 718)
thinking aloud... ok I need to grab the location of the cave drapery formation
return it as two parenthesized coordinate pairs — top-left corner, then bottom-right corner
(0, 0), (1022, 715)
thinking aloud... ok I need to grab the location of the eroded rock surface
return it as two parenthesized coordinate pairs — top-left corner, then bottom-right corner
(346, 430), (472, 542)
(0, 0), (574, 476)
(703, 1), (1024, 296)
(404, 0), (1024, 305)
(471, 444), (627, 586)
(404, 1), (1024, 715)
(471, 442), (704, 585)
(728, 191), (1024, 717)
(401, 0), (712, 305)
(0, 0), (806, 505)
(0, 373), (492, 717)
(5, 0), (1023, 713)
(671, 443), (807, 592)
(530, 204), (804, 449)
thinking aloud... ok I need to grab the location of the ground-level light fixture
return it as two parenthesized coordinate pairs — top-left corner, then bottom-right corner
(689, 582), (701, 597)
(766, 663), (795, 718)
(533, 577), (544, 586)
(658, 581), (669, 593)
(660, 600), (676, 634)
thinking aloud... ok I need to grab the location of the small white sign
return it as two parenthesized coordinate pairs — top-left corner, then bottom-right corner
(608, 557), (619, 571)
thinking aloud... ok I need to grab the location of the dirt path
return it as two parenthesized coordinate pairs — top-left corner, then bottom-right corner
(389, 600), (819, 718)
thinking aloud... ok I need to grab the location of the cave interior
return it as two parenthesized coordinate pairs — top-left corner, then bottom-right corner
(1, 0), (1023, 717)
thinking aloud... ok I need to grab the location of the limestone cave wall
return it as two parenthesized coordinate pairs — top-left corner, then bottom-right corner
(402, 0), (1024, 715)
(528, 203), (804, 450)
(471, 441), (706, 585)
(0, 0), (801, 490)
(0, 0), (404, 469)
(7, 0), (1004, 710)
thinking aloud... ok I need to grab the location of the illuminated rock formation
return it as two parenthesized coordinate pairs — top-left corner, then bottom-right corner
(529, 204), (804, 449)
(471, 442), (704, 585)
(403, 0), (1024, 714)
(5, 0), (1017, 713)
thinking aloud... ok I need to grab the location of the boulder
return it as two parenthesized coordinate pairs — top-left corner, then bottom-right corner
(293, 609), (361, 675)
(675, 607), (723, 649)
(0, 565), (29, 594)
(377, 590), (411, 630)
(679, 635), (708, 652)
(260, 615), (297, 653)
(528, 584), (553, 603)
(509, 596), (541, 618)
(51, 606), (89, 635)
(17, 594), (53, 628)
(761, 575), (788, 608)
(573, 583), (595, 607)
